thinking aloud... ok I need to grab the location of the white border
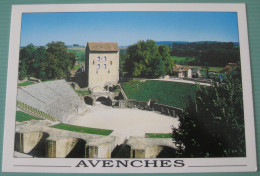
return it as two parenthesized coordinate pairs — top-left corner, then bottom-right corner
(2, 3), (257, 173)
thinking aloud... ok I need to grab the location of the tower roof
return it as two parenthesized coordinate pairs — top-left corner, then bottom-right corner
(87, 42), (119, 52)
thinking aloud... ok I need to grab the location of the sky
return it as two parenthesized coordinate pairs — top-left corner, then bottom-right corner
(20, 12), (239, 47)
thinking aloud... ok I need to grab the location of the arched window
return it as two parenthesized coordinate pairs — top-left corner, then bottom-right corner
(104, 64), (107, 69)
(97, 64), (100, 69)
(97, 57), (100, 61)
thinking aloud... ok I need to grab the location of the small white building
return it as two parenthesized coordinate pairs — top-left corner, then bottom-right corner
(172, 65), (192, 78)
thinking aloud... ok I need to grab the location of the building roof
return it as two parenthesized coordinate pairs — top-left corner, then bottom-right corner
(172, 65), (190, 72)
(87, 42), (119, 52)
(221, 63), (237, 73)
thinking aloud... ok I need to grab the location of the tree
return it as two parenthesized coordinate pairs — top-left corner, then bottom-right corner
(18, 42), (76, 81)
(124, 40), (172, 78)
(172, 63), (245, 157)
(19, 44), (36, 79)
(158, 45), (174, 74)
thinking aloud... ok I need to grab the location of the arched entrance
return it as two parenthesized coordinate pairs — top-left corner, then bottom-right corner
(96, 96), (112, 106)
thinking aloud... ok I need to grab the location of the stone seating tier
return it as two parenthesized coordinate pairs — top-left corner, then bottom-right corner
(17, 80), (87, 123)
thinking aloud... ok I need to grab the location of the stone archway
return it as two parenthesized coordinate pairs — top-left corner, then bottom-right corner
(96, 96), (112, 106)
(84, 96), (94, 105)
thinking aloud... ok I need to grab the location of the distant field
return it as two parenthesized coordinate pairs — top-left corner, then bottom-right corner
(190, 66), (224, 73)
(170, 56), (195, 63)
(145, 133), (172, 138)
(51, 123), (113, 135)
(67, 47), (85, 62)
(16, 111), (42, 122)
(122, 80), (198, 109)
(18, 81), (35, 86)
(67, 47), (85, 52)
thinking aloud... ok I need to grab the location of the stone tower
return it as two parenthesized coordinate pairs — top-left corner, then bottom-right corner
(85, 42), (119, 91)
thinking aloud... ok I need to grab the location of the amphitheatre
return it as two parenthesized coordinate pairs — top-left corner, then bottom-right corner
(15, 79), (182, 158)
(15, 42), (185, 159)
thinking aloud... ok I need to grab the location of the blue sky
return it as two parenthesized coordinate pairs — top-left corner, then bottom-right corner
(20, 12), (239, 47)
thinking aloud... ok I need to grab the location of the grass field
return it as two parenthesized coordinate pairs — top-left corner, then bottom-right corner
(145, 133), (172, 138)
(16, 111), (42, 122)
(51, 123), (113, 135)
(18, 81), (35, 86)
(122, 80), (198, 109)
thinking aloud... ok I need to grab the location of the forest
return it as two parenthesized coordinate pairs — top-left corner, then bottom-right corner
(170, 42), (240, 67)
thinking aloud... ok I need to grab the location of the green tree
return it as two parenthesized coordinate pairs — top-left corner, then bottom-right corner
(124, 40), (172, 78)
(46, 41), (76, 79)
(172, 63), (245, 157)
(19, 44), (36, 79)
(158, 45), (174, 74)
(18, 42), (76, 81)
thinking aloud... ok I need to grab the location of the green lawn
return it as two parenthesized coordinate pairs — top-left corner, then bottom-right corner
(122, 80), (198, 109)
(16, 111), (42, 122)
(51, 123), (113, 135)
(75, 90), (91, 96)
(18, 81), (35, 86)
(145, 133), (172, 138)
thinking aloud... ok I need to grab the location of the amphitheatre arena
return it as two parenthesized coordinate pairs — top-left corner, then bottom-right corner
(15, 80), (181, 158)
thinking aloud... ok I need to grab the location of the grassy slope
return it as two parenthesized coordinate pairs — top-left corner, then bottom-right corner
(51, 123), (113, 135)
(18, 81), (35, 86)
(16, 111), (42, 122)
(122, 80), (198, 109)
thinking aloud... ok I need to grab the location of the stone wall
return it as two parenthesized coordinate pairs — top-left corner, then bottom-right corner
(15, 131), (44, 154)
(124, 99), (183, 117)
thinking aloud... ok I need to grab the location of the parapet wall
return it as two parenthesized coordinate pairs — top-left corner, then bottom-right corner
(15, 120), (117, 158)
(125, 99), (183, 117)
(127, 136), (177, 158)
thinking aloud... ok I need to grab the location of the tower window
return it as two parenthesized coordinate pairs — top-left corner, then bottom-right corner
(97, 57), (100, 61)
(93, 60), (95, 64)
(110, 61), (112, 65)
(97, 64), (100, 69)
(104, 64), (107, 69)
(104, 56), (107, 61)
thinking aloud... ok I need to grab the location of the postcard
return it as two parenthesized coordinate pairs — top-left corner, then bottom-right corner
(2, 3), (257, 173)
